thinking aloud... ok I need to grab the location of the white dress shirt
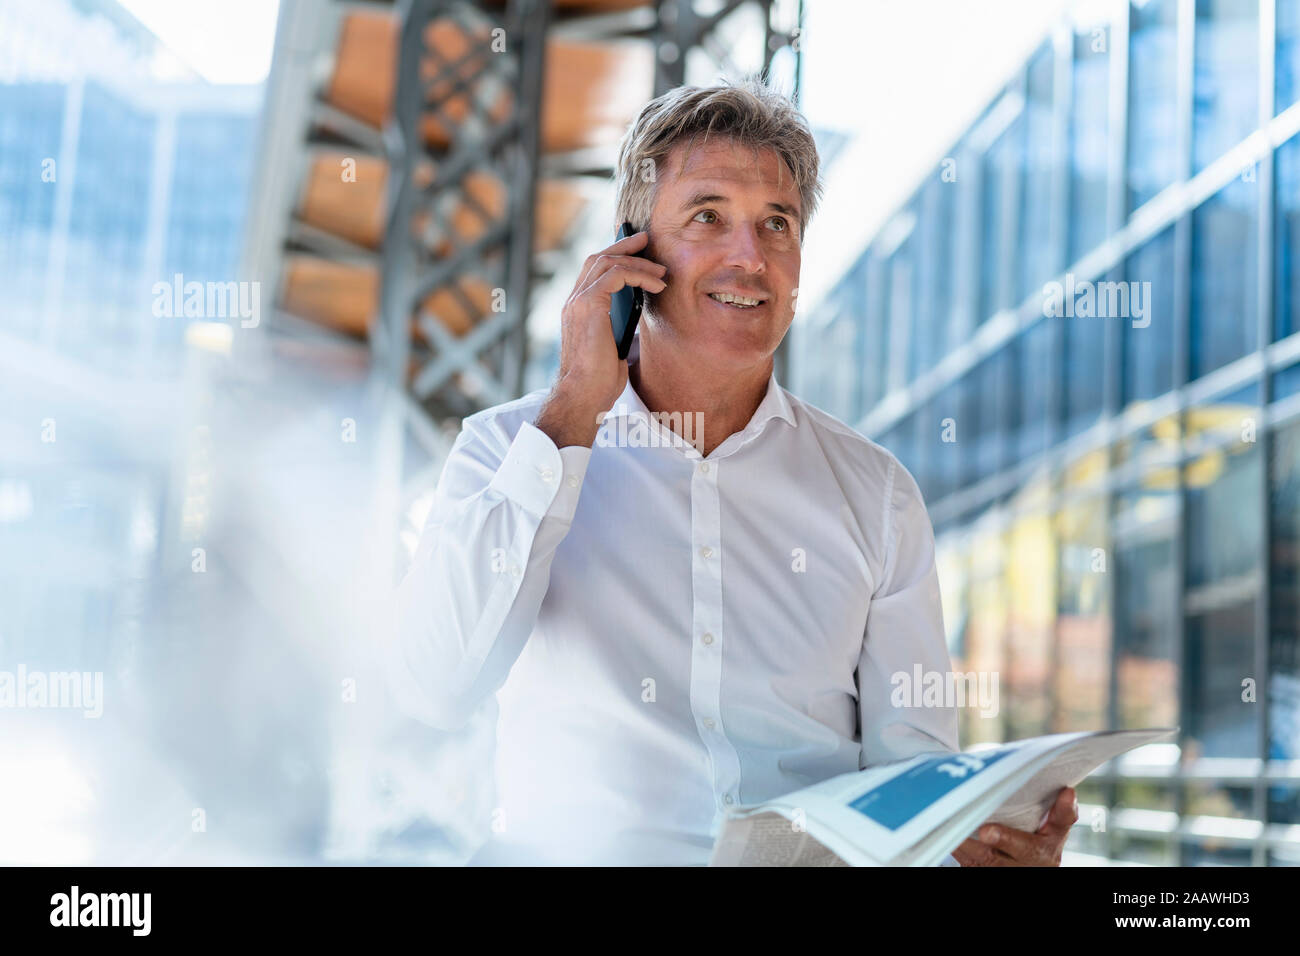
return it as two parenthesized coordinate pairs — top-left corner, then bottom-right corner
(390, 333), (960, 865)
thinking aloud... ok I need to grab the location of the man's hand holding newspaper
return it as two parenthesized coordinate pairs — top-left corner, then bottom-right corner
(708, 729), (1174, 867)
(952, 785), (1079, 866)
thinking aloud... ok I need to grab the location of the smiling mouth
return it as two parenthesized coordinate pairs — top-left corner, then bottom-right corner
(707, 292), (766, 309)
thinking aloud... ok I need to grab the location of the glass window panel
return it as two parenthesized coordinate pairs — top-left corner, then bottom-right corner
(1269, 421), (1300, 768)
(912, 178), (957, 377)
(1185, 783), (1255, 819)
(1117, 780), (1177, 812)
(1054, 495), (1111, 731)
(974, 350), (1009, 480)
(1190, 177), (1259, 380)
(1115, 414), (1182, 473)
(63, 83), (156, 362)
(1122, 225), (1178, 405)
(797, 318), (828, 410)
(1185, 598), (1259, 763)
(1193, 0), (1259, 172)
(1012, 317), (1056, 461)
(979, 115), (1022, 322)
(1069, 23), (1111, 262)
(1067, 820), (1107, 858)
(0, 83), (64, 338)
(1184, 440), (1262, 592)
(1274, 361), (1300, 400)
(1183, 842), (1254, 865)
(912, 403), (936, 504)
(1070, 780), (1110, 856)
(1019, 44), (1058, 303)
(1127, 0), (1181, 212)
(1269, 786), (1300, 826)
(1111, 833), (1177, 865)
(1277, 0), (1300, 113)
(929, 381), (970, 503)
(936, 533), (971, 664)
(862, 254), (891, 411)
(1113, 483), (1180, 730)
(1004, 511), (1057, 739)
(1277, 133), (1300, 342)
(964, 522), (1009, 746)
(166, 114), (256, 285)
(1062, 292), (1108, 438)
(842, 259), (869, 419)
(1077, 779), (1107, 808)
(1184, 380), (1260, 447)
(824, 312), (859, 423)
(907, 199), (937, 382)
(887, 241), (914, 392)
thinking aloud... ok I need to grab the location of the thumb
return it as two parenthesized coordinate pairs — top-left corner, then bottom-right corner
(1040, 787), (1077, 834)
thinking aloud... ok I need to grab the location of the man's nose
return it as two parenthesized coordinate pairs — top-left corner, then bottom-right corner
(723, 224), (766, 274)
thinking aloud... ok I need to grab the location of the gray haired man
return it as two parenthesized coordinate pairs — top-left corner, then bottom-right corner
(391, 78), (1077, 866)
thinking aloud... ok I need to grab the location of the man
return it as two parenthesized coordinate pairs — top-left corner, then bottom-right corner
(390, 78), (1077, 866)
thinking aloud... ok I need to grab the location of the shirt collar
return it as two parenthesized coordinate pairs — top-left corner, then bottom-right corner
(603, 331), (797, 455)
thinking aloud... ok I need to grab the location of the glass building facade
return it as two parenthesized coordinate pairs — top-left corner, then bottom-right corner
(0, 1), (273, 864)
(794, 0), (1300, 865)
(0, 0), (263, 373)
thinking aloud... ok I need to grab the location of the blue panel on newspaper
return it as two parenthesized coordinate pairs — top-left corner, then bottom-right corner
(849, 748), (1017, 831)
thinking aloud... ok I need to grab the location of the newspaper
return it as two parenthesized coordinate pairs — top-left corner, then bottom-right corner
(709, 728), (1175, 867)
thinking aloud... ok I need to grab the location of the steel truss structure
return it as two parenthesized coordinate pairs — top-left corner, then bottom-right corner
(373, 0), (805, 428)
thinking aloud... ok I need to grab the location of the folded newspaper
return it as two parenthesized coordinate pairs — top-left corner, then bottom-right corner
(709, 728), (1175, 866)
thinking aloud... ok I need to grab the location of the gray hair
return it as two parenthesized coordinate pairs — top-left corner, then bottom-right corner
(613, 77), (823, 242)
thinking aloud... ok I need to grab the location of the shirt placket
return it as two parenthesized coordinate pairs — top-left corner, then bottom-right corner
(688, 457), (743, 814)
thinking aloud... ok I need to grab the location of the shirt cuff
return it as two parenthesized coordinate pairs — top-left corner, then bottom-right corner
(486, 421), (590, 522)
(549, 443), (592, 521)
(938, 853), (960, 867)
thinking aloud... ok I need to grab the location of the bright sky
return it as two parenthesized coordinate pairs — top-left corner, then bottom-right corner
(797, 0), (1076, 310)
(117, 0), (280, 84)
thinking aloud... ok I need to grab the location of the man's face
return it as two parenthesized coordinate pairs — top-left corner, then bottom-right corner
(641, 137), (802, 368)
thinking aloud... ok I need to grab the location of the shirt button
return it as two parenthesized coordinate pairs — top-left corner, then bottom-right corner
(723, 794), (735, 806)
(566, 475), (579, 488)
(700, 546), (713, 559)
(703, 718), (716, 730)
(700, 462), (710, 474)
(539, 466), (555, 483)
(510, 565), (521, 577)
(701, 632), (714, 646)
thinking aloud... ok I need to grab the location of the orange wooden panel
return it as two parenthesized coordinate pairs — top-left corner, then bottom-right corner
(299, 153), (387, 248)
(298, 153), (587, 254)
(326, 12), (394, 128)
(534, 178), (586, 250)
(540, 40), (653, 152)
(281, 257), (377, 336)
(281, 255), (500, 340)
(326, 9), (653, 153)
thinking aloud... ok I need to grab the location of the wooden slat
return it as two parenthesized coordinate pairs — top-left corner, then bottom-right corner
(325, 9), (654, 153)
(298, 152), (587, 253)
(281, 255), (500, 340)
(298, 153), (387, 248)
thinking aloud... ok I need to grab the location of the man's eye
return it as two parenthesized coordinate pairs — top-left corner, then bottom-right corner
(693, 210), (718, 224)
(767, 216), (788, 232)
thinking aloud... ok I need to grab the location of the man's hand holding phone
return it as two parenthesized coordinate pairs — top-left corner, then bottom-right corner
(534, 227), (667, 449)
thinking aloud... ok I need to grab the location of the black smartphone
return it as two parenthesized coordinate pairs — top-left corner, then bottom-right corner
(608, 221), (644, 361)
